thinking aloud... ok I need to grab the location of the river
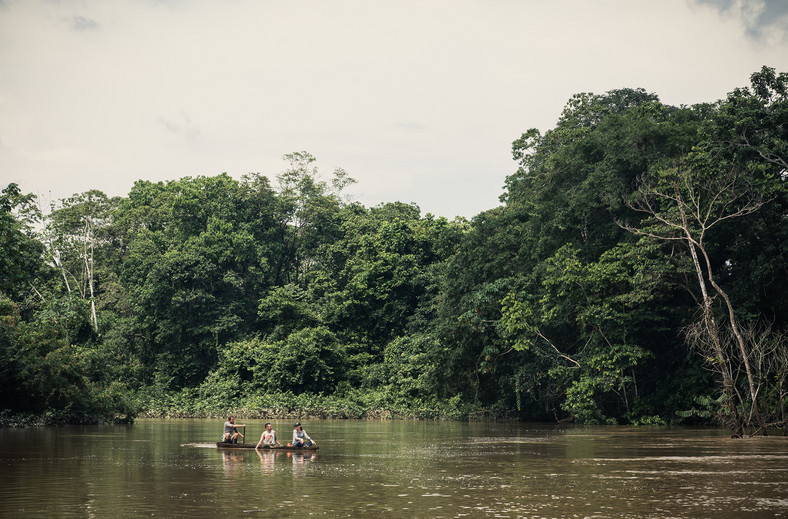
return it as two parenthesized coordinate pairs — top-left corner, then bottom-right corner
(1, 419), (786, 518)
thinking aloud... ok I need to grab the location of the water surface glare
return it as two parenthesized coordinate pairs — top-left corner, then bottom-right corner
(1, 419), (786, 518)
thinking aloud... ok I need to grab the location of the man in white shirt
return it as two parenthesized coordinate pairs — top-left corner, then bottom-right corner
(256, 422), (281, 449)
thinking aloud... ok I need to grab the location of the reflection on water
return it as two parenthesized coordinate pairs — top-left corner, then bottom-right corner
(0, 420), (786, 518)
(288, 451), (317, 478)
(221, 450), (244, 477)
(256, 448), (276, 475)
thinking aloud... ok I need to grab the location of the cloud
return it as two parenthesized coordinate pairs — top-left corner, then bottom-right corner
(70, 15), (99, 31)
(157, 113), (201, 141)
(694, 0), (788, 39)
(755, 0), (788, 31)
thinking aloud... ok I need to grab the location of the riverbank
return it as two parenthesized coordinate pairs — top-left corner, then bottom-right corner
(134, 388), (509, 422)
(0, 409), (134, 427)
(0, 389), (515, 427)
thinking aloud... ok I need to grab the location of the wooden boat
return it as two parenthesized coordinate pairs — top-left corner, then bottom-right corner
(215, 442), (318, 451)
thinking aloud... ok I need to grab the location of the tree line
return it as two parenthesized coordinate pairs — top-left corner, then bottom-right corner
(1, 67), (786, 435)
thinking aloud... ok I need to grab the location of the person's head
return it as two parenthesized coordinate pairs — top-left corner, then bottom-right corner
(294, 422), (301, 430)
(228, 415), (235, 423)
(265, 422), (272, 430)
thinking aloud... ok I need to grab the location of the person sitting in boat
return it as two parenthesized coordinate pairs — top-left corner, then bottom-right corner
(222, 415), (246, 443)
(292, 422), (316, 448)
(255, 422), (281, 449)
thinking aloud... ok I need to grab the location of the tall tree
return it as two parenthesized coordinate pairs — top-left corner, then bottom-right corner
(45, 190), (114, 332)
(273, 152), (352, 286)
(625, 162), (771, 434)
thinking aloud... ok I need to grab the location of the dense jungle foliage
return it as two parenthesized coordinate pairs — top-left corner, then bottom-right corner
(2, 67), (787, 434)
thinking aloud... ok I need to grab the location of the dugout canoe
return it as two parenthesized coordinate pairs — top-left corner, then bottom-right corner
(215, 442), (319, 451)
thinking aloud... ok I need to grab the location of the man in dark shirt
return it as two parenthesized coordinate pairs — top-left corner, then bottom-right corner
(222, 415), (246, 443)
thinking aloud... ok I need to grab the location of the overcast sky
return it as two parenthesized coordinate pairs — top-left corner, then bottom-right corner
(2, 0), (787, 219)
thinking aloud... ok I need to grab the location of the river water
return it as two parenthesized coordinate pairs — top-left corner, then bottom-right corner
(1, 419), (786, 518)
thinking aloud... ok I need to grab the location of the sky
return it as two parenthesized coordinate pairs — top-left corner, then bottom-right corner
(1, 0), (787, 219)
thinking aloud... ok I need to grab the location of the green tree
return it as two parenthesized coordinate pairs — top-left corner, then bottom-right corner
(0, 184), (44, 298)
(500, 242), (668, 423)
(257, 284), (321, 340)
(114, 174), (276, 387)
(432, 93), (674, 412)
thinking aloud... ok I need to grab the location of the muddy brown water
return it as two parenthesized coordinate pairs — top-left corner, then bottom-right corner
(1, 419), (786, 518)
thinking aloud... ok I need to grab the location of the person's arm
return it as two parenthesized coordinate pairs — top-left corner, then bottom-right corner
(256, 433), (265, 450)
(304, 430), (314, 443)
